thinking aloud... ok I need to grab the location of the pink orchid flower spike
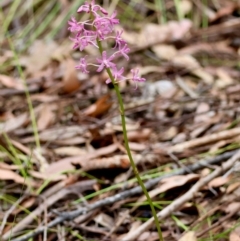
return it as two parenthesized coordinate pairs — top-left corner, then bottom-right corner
(69, 1), (146, 90)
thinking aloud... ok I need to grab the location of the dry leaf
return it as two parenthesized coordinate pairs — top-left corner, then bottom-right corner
(0, 162), (20, 170)
(172, 55), (214, 84)
(135, 19), (192, 47)
(168, 19), (192, 40)
(193, 68), (214, 84)
(152, 44), (177, 60)
(194, 102), (210, 123)
(84, 94), (112, 117)
(138, 66), (164, 76)
(10, 139), (32, 156)
(129, 221), (142, 232)
(81, 155), (131, 171)
(209, 139), (231, 153)
(172, 54), (199, 69)
(53, 137), (86, 145)
(138, 231), (159, 241)
(208, 176), (230, 188)
(173, 132), (187, 144)
(227, 182), (240, 194)
(138, 23), (170, 46)
(0, 75), (23, 89)
(54, 146), (87, 156)
(129, 142), (147, 151)
(161, 126), (178, 141)
(127, 128), (152, 141)
(212, 3), (236, 22)
(37, 104), (56, 131)
(0, 111), (13, 122)
(230, 232), (240, 241)
(197, 1), (216, 21)
(62, 58), (81, 93)
(215, 68), (234, 89)
(179, 41), (235, 56)
(31, 94), (59, 103)
(0, 169), (26, 184)
(12, 197), (36, 216)
(225, 202), (240, 213)
(150, 174), (199, 196)
(38, 126), (85, 142)
(109, 122), (140, 132)
(44, 144), (118, 177)
(179, 231), (197, 241)
(0, 113), (27, 133)
(29, 170), (65, 181)
(176, 76), (198, 98)
(94, 213), (114, 230)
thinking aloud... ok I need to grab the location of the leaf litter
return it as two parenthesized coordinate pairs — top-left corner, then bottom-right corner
(1, 0), (240, 240)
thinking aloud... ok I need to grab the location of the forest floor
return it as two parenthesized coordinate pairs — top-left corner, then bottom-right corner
(1, 0), (240, 240)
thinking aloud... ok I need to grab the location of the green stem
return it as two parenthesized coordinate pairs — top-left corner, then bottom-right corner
(173, 0), (183, 21)
(96, 38), (163, 240)
(108, 69), (163, 241)
(4, 31), (41, 151)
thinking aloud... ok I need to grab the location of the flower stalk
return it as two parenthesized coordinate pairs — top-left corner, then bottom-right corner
(69, 1), (163, 240)
(106, 67), (164, 241)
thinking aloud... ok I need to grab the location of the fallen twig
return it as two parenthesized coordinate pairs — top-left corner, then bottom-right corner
(7, 149), (239, 241)
(121, 150), (240, 241)
(0, 86), (40, 97)
(169, 127), (240, 152)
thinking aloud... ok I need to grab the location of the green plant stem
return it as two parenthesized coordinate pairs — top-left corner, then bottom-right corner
(110, 71), (163, 241)
(155, 0), (166, 24)
(96, 38), (163, 241)
(173, 0), (183, 21)
(1, 7), (40, 150)
(6, 35), (41, 150)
